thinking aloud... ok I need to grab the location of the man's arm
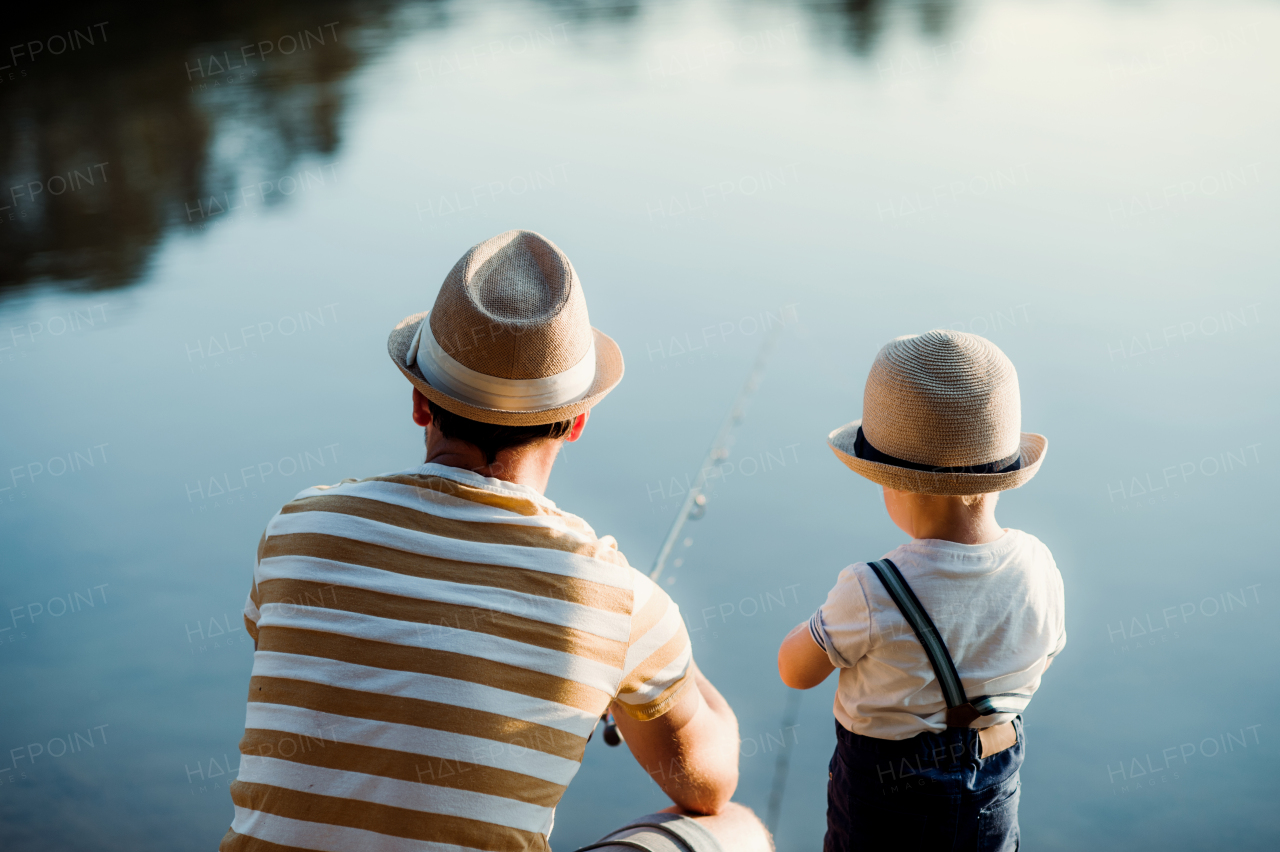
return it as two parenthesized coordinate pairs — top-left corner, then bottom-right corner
(610, 661), (738, 815)
(777, 621), (835, 689)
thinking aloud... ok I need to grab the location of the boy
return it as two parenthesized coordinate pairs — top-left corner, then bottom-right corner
(777, 330), (1065, 851)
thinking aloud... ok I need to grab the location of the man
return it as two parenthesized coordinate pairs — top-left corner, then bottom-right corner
(221, 230), (772, 852)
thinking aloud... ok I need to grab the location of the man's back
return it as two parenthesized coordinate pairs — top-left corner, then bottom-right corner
(222, 463), (692, 851)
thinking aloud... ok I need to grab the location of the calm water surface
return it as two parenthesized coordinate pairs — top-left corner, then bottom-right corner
(1, 1), (1277, 849)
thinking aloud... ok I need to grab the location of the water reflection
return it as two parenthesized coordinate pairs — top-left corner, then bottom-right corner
(805, 0), (958, 54)
(0, 0), (956, 300)
(0, 1), (410, 298)
(3, 0), (1277, 850)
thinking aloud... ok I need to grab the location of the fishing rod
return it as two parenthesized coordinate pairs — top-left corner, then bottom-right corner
(649, 326), (781, 584)
(594, 324), (806, 834)
(602, 326), (782, 748)
(764, 688), (803, 834)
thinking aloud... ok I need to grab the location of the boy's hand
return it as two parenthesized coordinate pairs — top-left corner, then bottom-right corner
(777, 621), (835, 689)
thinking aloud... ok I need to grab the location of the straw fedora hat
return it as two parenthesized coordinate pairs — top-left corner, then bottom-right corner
(387, 229), (624, 426)
(828, 330), (1046, 495)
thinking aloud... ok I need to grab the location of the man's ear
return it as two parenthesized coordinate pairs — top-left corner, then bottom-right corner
(566, 410), (590, 443)
(412, 389), (433, 428)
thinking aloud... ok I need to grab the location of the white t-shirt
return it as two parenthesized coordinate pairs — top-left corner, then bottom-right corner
(809, 529), (1065, 740)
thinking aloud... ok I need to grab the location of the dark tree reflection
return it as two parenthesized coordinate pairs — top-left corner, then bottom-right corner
(0, 0), (413, 299)
(803, 0), (958, 56)
(0, 0), (952, 301)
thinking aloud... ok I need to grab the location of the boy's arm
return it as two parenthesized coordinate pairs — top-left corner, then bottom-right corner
(777, 621), (835, 689)
(610, 661), (739, 815)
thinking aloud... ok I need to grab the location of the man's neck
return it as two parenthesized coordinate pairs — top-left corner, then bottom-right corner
(424, 432), (561, 495)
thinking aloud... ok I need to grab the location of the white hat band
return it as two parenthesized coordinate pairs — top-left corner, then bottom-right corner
(405, 315), (597, 412)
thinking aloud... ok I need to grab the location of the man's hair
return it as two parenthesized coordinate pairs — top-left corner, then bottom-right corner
(426, 400), (574, 466)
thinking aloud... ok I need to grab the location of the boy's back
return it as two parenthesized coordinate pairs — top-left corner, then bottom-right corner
(812, 529), (1065, 740)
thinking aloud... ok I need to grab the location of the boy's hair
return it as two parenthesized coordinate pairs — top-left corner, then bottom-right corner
(960, 493), (998, 507)
(426, 400), (574, 466)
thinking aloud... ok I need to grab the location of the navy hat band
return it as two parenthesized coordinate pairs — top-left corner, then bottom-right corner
(853, 426), (1022, 475)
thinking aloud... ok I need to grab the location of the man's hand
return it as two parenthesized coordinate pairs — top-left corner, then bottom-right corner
(610, 661), (739, 815)
(777, 621), (835, 689)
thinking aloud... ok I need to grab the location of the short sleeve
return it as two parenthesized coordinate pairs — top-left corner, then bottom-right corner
(1048, 628), (1066, 659)
(613, 571), (692, 721)
(811, 565), (874, 669)
(1047, 557), (1067, 659)
(243, 529), (267, 642)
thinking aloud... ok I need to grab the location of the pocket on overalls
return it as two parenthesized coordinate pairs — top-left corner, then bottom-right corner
(976, 776), (1020, 852)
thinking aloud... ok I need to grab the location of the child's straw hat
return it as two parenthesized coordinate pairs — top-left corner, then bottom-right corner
(387, 230), (624, 426)
(828, 330), (1046, 495)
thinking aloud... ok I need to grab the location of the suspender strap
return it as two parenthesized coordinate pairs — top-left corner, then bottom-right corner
(868, 559), (969, 709)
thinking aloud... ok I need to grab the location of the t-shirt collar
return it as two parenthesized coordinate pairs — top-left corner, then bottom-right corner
(415, 461), (559, 510)
(902, 528), (1021, 558)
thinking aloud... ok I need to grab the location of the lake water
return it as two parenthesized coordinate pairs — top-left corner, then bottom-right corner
(1, 1), (1277, 849)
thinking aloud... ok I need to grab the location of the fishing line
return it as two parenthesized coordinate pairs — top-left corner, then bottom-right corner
(602, 326), (784, 749)
(649, 326), (781, 584)
(599, 325), (804, 838)
(765, 688), (803, 835)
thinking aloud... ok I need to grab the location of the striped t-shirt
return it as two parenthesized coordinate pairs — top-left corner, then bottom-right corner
(220, 463), (693, 852)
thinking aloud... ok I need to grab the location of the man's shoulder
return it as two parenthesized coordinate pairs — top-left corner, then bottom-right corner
(268, 465), (636, 572)
(273, 464), (547, 519)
